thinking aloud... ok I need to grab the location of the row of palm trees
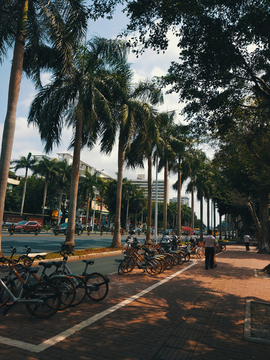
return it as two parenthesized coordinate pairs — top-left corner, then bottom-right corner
(0, 1), (216, 252)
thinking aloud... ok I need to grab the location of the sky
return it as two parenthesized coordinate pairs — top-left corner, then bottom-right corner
(0, 3), (217, 225)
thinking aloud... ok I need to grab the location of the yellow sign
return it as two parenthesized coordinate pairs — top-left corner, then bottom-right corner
(52, 210), (58, 219)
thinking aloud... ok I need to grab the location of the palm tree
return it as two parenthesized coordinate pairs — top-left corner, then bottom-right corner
(99, 77), (163, 247)
(0, 0), (88, 254)
(154, 112), (176, 234)
(96, 177), (107, 229)
(56, 160), (72, 225)
(171, 125), (190, 237)
(11, 152), (36, 214)
(28, 37), (128, 249)
(33, 157), (59, 217)
(79, 170), (97, 228)
(126, 106), (165, 243)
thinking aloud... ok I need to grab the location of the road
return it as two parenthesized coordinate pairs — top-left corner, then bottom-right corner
(1, 231), (131, 254)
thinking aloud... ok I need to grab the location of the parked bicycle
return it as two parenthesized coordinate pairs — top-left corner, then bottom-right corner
(0, 257), (61, 319)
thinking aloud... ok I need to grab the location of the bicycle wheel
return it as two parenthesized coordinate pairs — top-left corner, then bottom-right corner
(25, 282), (60, 319)
(70, 276), (87, 306)
(183, 252), (190, 262)
(0, 280), (13, 308)
(86, 273), (109, 302)
(145, 259), (162, 275)
(196, 247), (205, 259)
(118, 257), (135, 275)
(175, 251), (185, 265)
(49, 276), (75, 310)
(164, 255), (174, 270)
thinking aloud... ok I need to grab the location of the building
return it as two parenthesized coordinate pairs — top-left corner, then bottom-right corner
(170, 196), (189, 206)
(131, 174), (165, 202)
(57, 153), (113, 180)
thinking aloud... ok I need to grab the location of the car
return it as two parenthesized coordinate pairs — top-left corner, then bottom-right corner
(53, 222), (84, 235)
(15, 220), (41, 233)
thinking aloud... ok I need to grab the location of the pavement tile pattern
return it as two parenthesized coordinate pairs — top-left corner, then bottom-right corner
(0, 245), (270, 360)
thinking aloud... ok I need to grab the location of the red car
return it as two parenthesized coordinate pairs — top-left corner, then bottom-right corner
(15, 220), (41, 233)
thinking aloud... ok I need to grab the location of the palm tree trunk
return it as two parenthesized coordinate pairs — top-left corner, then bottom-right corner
(146, 155), (152, 244)
(99, 198), (103, 229)
(0, 1), (28, 255)
(126, 198), (129, 232)
(177, 165), (182, 239)
(86, 192), (90, 226)
(191, 185), (194, 229)
(200, 192), (203, 240)
(65, 115), (83, 249)
(42, 180), (48, 217)
(111, 138), (125, 247)
(20, 169), (28, 214)
(207, 198), (210, 233)
(163, 159), (168, 234)
(57, 189), (63, 225)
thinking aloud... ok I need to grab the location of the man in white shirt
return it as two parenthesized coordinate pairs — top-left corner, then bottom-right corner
(243, 234), (251, 251)
(203, 229), (217, 269)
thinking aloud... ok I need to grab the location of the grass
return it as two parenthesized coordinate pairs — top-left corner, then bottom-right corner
(2, 246), (124, 263)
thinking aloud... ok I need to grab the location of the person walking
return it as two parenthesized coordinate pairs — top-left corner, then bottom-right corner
(203, 229), (217, 270)
(243, 234), (251, 251)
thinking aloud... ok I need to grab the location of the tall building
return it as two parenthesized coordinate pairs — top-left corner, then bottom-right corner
(131, 174), (165, 202)
(170, 196), (189, 206)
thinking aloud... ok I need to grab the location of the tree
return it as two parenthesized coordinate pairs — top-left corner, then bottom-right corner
(100, 76), (163, 247)
(33, 157), (59, 217)
(126, 105), (165, 243)
(79, 170), (97, 228)
(28, 37), (128, 249)
(56, 160), (72, 225)
(154, 112), (176, 234)
(0, 0), (88, 255)
(11, 152), (36, 214)
(96, 176), (107, 229)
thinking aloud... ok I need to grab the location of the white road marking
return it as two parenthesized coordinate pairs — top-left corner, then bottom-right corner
(0, 261), (196, 353)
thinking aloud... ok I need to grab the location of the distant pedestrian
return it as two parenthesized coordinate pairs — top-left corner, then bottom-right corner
(243, 234), (251, 251)
(203, 229), (217, 270)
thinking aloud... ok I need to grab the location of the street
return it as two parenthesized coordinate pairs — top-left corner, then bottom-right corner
(1, 231), (130, 254)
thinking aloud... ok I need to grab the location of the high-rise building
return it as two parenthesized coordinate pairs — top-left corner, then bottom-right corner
(131, 174), (165, 202)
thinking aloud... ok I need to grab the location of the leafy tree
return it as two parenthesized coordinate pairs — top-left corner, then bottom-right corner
(0, 0), (88, 254)
(28, 37), (128, 249)
(96, 177), (107, 228)
(33, 157), (59, 216)
(11, 152), (37, 214)
(56, 160), (72, 225)
(100, 76), (163, 247)
(79, 170), (97, 227)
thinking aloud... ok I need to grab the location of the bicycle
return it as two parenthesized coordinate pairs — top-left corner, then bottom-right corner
(49, 245), (109, 305)
(5, 246), (76, 310)
(0, 257), (60, 319)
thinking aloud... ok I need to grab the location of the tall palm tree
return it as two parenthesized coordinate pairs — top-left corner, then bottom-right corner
(96, 177), (107, 229)
(28, 37), (128, 249)
(56, 160), (72, 225)
(154, 112), (176, 233)
(79, 170), (97, 228)
(11, 152), (36, 214)
(33, 157), (59, 217)
(126, 106), (165, 243)
(100, 77), (163, 247)
(171, 125), (190, 237)
(0, 0), (88, 254)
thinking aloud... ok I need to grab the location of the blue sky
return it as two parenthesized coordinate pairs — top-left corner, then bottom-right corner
(0, 3), (216, 223)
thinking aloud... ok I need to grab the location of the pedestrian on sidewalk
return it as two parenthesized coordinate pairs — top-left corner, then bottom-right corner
(203, 229), (217, 269)
(243, 234), (251, 251)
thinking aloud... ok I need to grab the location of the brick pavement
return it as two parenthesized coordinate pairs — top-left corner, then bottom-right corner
(0, 245), (270, 360)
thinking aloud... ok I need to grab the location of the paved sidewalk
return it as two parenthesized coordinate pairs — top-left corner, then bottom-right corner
(0, 245), (270, 360)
